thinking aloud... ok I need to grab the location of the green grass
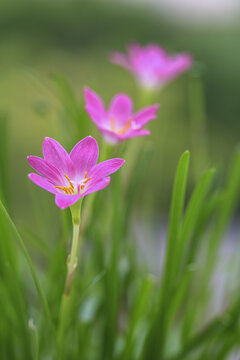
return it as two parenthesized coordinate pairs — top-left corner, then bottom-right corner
(1, 124), (240, 358)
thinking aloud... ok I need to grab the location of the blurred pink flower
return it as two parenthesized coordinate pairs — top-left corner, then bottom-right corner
(28, 136), (124, 209)
(110, 43), (193, 90)
(84, 88), (159, 144)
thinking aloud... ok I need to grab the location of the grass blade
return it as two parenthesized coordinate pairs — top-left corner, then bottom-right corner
(0, 198), (55, 334)
(142, 150), (190, 360)
(176, 168), (216, 275)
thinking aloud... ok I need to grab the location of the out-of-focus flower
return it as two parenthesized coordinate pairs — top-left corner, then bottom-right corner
(28, 136), (125, 209)
(110, 43), (193, 90)
(84, 87), (159, 144)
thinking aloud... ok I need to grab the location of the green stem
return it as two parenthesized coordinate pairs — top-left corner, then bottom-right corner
(68, 223), (80, 273)
(57, 199), (83, 351)
(100, 140), (114, 162)
(138, 87), (156, 107)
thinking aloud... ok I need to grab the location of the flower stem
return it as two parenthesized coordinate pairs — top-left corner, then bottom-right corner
(138, 87), (156, 108)
(100, 140), (113, 162)
(57, 199), (83, 353)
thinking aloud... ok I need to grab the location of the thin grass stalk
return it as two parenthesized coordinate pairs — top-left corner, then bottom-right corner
(57, 199), (83, 352)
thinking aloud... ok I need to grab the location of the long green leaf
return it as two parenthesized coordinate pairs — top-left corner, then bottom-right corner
(164, 150), (190, 288)
(101, 171), (123, 359)
(122, 275), (156, 360)
(208, 148), (240, 257)
(0, 199), (55, 334)
(142, 150), (190, 360)
(177, 168), (215, 275)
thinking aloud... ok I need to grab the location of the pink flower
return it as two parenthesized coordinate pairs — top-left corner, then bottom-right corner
(110, 43), (193, 90)
(84, 88), (159, 144)
(28, 136), (125, 209)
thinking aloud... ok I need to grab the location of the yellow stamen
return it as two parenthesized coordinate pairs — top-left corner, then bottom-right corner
(55, 186), (63, 191)
(117, 118), (132, 135)
(83, 171), (91, 184)
(83, 177), (91, 184)
(55, 173), (91, 195)
(64, 175), (74, 189)
(55, 186), (72, 195)
(55, 174), (75, 195)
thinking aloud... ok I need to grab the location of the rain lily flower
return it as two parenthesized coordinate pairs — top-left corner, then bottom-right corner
(110, 43), (193, 90)
(28, 136), (125, 209)
(84, 87), (159, 144)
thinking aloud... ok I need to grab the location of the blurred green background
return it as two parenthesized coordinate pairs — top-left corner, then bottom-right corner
(1, 0), (240, 221)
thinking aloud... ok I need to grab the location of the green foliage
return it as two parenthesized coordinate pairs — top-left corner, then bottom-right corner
(0, 47), (240, 359)
(1, 138), (240, 359)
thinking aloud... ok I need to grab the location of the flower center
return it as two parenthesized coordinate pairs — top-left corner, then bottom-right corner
(110, 116), (132, 135)
(55, 175), (74, 195)
(55, 172), (91, 195)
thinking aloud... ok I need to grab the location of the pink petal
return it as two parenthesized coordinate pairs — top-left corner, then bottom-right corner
(98, 127), (150, 143)
(109, 51), (131, 70)
(89, 158), (125, 180)
(84, 177), (111, 196)
(127, 42), (142, 57)
(55, 193), (82, 210)
(143, 44), (167, 58)
(164, 53), (193, 81)
(28, 173), (57, 194)
(84, 87), (106, 126)
(27, 156), (64, 185)
(70, 136), (99, 178)
(42, 138), (74, 177)
(109, 94), (133, 127)
(133, 105), (159, 128)
(97, 127), (123, 144)
(122, 129), (151, 139)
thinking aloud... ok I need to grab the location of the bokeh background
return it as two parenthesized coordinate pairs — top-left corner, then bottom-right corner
(1, 2), (240, 359)
(1, 0), (240, 221)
